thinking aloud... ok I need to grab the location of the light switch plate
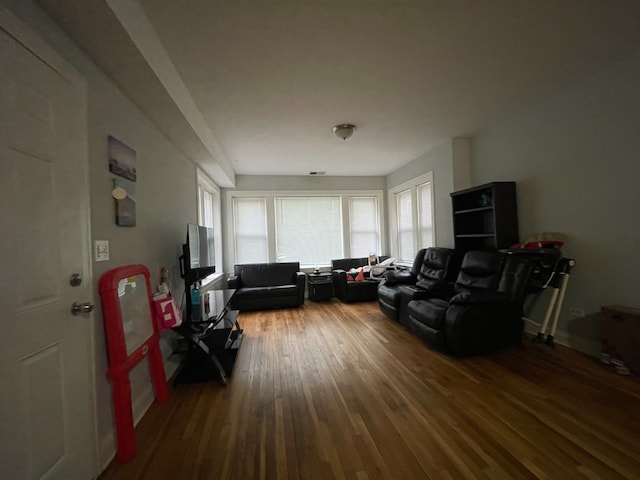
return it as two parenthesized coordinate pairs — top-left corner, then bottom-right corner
(95, 240), (110, 262)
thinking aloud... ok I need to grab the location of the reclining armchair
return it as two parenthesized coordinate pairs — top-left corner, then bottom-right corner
(406, 250), (533, 356)
(377, 247), (460, 327)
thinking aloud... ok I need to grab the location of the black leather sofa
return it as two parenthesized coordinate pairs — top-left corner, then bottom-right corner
(227, 262), (305, 311)
(331, 257), (388, 303)
(406, 250), (533, 356)
(377, 247), (460, 327)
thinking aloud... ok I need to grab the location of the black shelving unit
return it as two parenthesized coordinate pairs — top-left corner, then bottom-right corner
(172, 305), (242, 386)
(174, 243), (242, 386)
(451, 181), (519, 252)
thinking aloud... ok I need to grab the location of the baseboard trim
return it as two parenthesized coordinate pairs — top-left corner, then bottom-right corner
(97, 357), (180, 473)
(99, 432), (115, 473)
(523, 317), (600, 357)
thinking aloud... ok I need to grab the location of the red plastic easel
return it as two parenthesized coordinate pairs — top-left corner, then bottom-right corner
(99, 264), (169, 463)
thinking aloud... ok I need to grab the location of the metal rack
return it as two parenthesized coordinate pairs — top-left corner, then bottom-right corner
(506, 247), (575, 347)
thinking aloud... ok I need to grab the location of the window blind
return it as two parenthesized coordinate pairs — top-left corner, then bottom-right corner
(349, 196), (380, 257)
(275, 196), (343, 266)
(396, 189), (414, 263)
(232, 197), (268, 264)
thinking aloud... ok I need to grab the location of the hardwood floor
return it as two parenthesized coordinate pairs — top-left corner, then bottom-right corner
(99, 300), (640, 480)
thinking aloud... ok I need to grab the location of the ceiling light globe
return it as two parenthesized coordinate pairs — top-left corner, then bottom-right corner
(332, 124), (356, 140)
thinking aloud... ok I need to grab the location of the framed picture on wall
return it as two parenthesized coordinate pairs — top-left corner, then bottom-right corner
(108, 135), (137, 182)
(109, 136), (137, 226)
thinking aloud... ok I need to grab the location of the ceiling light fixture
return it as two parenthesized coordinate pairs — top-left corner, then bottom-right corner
(332, 124), (356, 140)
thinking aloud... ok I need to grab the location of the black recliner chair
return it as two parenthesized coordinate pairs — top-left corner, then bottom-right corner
(377, 247), (460, 327)
(406, 250), (533, 356)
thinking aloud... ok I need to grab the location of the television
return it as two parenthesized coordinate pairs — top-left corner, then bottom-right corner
(180, 224), (215, 281)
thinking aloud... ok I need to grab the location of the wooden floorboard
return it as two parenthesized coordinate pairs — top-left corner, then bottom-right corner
(99, 300), (640, 480)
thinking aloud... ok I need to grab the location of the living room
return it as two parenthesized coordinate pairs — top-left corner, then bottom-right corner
(1, 1), (639, 479)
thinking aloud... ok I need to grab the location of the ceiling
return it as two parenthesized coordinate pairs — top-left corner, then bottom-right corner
(37, 0), (640, 186)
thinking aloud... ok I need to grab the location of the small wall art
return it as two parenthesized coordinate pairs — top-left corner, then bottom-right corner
(113, 178), (136, 227)
(108, 136), (137, 226)
(108, 135), (137, 182)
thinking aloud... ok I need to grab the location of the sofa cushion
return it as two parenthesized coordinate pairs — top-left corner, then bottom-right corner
(455, 250), (504, 292)
(233, 262), (300, 287)
(332, 257), (368, 272)
(266, 285), (300, 298)
(415, 247), (460, 289)
(232, 284), (299, 300)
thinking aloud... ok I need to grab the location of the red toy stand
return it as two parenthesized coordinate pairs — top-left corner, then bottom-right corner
(99, 264), (169, 463)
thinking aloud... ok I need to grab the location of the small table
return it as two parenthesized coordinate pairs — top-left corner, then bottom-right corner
(306, 272), (333, 301)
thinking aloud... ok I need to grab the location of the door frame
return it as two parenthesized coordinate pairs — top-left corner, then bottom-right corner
(0, 4), (98, 477)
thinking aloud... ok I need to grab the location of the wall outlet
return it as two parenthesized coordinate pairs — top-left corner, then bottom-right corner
(568, 307), (585, 318)
(94, 240), (109, 262)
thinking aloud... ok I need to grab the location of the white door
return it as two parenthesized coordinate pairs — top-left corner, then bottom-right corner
(0, 8), (95, 480)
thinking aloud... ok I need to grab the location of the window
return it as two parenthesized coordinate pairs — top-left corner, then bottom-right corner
(417, 181), (433, 248)
(349, 196), (381, 257)
(275, 196), (342, 265)
(227, 191), (383, 268)
(396, 189), (414, 263)
(232, 197), (268, 264)
(196, 170), (223, 283)
(389, 172), (435, 264)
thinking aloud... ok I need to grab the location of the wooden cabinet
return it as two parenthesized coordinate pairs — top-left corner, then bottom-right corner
(451, 181), (519, 252)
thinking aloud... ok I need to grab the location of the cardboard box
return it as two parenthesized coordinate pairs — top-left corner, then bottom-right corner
(601, 305), (640, 373)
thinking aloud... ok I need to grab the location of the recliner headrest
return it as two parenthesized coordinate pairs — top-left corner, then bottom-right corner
(455, 250), (505, 292)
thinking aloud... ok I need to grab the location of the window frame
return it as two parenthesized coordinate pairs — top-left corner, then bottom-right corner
(348, 195), (381, 258)
(196, 169), (224, 285)
(225, 190), (385, 270)
(388, 172), (435, 265)
(231, 196), (269, 264)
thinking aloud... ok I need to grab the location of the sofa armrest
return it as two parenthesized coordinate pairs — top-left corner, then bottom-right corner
(331, 270), (348, 298)
(295, 271), (306, 305)
(408, 284), (454, 301)
(331, 269), (348, 282)
(449, 291), (511, 305)
(227, 275), (241, 289)
(383, 270), (416, 287)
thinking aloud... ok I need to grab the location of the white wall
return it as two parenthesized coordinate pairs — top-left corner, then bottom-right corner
(7, 0), (640, 471)
(234, 174), (386, 191)
(471, 50), (640, 354)
(87, 66), (196, 471)
(2, 0), (200, 471)
(386, 139), (457, 249)
(223, 175), (388, 270)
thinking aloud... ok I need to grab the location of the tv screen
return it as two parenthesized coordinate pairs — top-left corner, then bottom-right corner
(186, 223), (215, 271)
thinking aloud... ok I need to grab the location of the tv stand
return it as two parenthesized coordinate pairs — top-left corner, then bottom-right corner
(173, 287), (242, 386)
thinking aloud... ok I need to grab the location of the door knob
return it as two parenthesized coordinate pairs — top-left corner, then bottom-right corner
(71, 301), (94, 315)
